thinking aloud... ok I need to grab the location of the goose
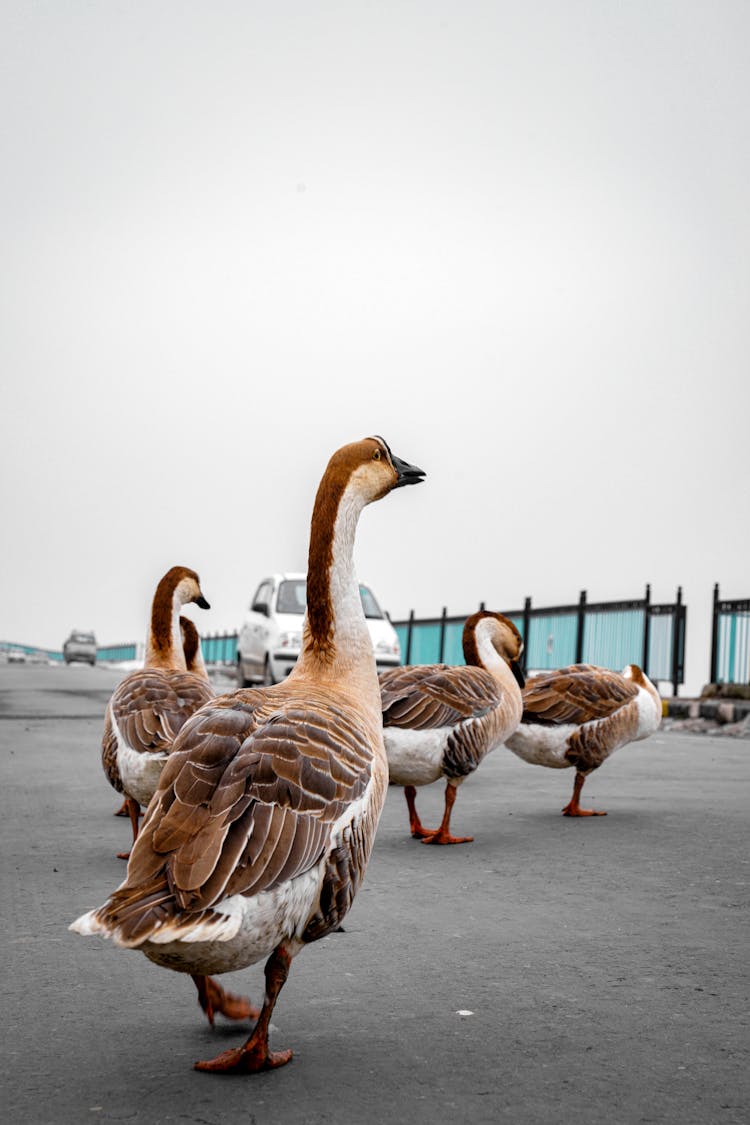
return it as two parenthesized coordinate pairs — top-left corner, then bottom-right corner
(101, 567), (214, 858)
(71, 436), (425, 1074)
(504, 663), (661, 815)
(380, 611), (525, 844)
(113, 616), (210, 820)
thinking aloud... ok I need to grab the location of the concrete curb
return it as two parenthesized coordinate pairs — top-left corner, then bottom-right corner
(663, 697), (750, 723)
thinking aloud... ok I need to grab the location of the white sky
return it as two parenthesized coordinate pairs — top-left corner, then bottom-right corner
(1, 1), (748, 694)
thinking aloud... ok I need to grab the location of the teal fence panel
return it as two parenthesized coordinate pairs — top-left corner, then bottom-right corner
(394, 624), (409, 660)
(525, 613), (577, 670)
(716, 610), (750, 684)
(201, 633), (238, 664)
(409, 622), (442, 664)
(647, 614), (674, 681)
(0, 641), (63, 662)
(582, 608), (645, 671)
(443, 621), (465, 665)
(97, 644), (137, 662)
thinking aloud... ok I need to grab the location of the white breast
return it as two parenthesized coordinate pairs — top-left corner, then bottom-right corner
(384, 727), (451, 787)
(112, 710), (169, 807)
(504, 723), (577, 768)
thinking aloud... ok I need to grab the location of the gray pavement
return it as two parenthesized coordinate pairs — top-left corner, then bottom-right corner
(1, 663), (748, 1125)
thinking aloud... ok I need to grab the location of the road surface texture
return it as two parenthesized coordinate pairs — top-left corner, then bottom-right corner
(2, 663), (748, 1125)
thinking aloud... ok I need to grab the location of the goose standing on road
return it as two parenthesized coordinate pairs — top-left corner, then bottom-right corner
(504, 663), (661, 815)
(101, 566), (213, 857)
(72, 437), (425, 1074)
(380, 611), (525, 844)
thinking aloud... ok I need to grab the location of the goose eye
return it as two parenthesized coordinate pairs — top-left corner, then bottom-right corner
(372, 449), (381, 461)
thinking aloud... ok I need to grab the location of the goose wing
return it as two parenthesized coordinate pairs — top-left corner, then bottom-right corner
(380, 665), (504, 730)
(105, 687), (373, 943)
(109, 669), (215, 754)
(521, 665), (638, 727)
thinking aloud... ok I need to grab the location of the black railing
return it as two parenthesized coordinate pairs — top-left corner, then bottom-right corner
(710, 584), (750, 685)
(392, 584), (686, 695)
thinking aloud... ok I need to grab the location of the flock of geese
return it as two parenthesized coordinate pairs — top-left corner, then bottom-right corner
(70, 435), (662, 1075)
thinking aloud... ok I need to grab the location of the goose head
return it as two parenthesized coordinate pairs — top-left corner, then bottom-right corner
(623, 663), (662, 712)
(319, 436), (425, 510)
(157, 566), (211, 611)
(463, 611), (526, 688)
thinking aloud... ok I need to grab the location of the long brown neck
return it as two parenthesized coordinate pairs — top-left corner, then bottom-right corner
(180, 617), (209, 681)
(465, 619), (523, 723)
(296, 471), (372, 682)
(144, 575), (187, 671)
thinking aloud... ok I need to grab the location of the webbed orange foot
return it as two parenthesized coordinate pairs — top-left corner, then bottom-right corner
(562, 804), (607, 817)
(421, 829), (474, 845)
(194, 1045), (293, 1073)
(192, 974), (259, 1027)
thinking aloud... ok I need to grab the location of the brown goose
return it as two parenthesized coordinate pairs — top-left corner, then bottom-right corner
(71, 436), (425, 1074)
(113, 616), (210, 820)
(380, 611), (525, 844)
(101, 567), (213, 858)
(504, 663), (661, 815)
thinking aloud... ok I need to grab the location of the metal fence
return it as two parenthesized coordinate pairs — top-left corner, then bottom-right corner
(392, 584), (687, 695)
(710, 584), (750, 685)
(200, 633), (238, 665)
(0, 641), (63, 662)
(96, 643), (138, 662)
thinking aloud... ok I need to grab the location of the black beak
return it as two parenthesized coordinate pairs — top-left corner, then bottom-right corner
(510, 659), (526, 690)
(195, 595), (211, 610)
(391, 453), (426, 489)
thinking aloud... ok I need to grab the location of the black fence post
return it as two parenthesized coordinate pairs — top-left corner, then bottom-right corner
(671, 586), (683, 697)
(642, 583), (651, 675)
(575, 590), (587, 664)
(710, 582), (720, 685)
(438, 607), (447, 663)
(405, 609), (414, 665)
(522, 596), (531, 669)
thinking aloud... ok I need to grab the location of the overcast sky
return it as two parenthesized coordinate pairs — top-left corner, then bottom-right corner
(1, 1), (748, 694)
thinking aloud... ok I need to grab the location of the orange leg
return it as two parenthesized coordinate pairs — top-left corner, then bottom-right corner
(404, 785), (434, 839)
(192, 974), (259, 1027)
(114, 799), (142, 818)
(194, 944), (294, 1074)
(422, 782), (473, 845)
(116, 796), (141, 860)
(562, 772), (607, 817)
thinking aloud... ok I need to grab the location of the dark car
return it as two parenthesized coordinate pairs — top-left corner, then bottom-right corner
(63, 631), (97, 666)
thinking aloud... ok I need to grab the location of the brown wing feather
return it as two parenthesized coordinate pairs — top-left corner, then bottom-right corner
(95, 687), (374, 940)
(380, 665), (505, 731)
(108, 669), (216, 756)
(101, 710), (123, 793)
(521, 665), (638, 726)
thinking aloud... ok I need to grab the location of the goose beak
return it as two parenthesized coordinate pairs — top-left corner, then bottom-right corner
(391, 454), (426, 489)
(510, 659), (526, 689)
(195, 595), (211, 610)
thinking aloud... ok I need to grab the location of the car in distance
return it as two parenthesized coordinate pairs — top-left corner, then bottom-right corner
(236, 573), (401, 686)
(63, 630), (97, 666)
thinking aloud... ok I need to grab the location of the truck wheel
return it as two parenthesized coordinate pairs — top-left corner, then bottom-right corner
(262, 658), (275, 686)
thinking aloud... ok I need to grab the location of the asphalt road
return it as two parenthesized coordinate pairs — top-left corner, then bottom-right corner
(2, 663), (748, 1125)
